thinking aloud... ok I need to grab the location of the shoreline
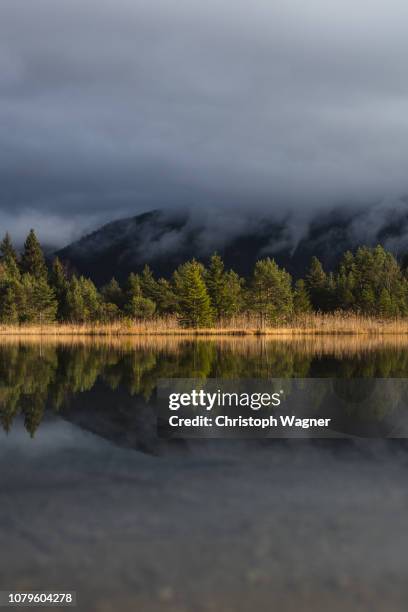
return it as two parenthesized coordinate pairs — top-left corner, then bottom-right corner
(2, 314), (408, 336)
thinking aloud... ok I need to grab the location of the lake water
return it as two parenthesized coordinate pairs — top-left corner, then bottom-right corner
(1, 337), (408, 611)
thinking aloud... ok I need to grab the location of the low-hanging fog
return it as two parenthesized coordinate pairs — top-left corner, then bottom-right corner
(2, 0), (408, 247)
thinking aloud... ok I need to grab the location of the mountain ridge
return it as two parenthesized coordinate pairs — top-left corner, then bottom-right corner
(56, 203), (408, 285)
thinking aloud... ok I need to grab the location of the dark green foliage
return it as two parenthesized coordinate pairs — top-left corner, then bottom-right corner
(2, 227), (408, 326)
(66, 276), (86, 322)
(140, 265), (160, 302)
(126, 295), (156, 319)
(101, 278), (125, 309)
(305, 257), (331, 311)
(293, 279), (312, 314)
(49, 258), (69, 321)
(206, 253), (244, 319)
(20, 229), (47, 279)
(124, 272), (156, 319)
(0, 286), (19, 323)
(0, 232), (18, 266)
(155, 278), (177, 314)
(173, 260), (214, 327)
(334, 246), (408, 316)
(66, 276), (101, 322)
(251, 258), (293, 325)
(78, 277), (101, 321)
(19, 274), (57, 323)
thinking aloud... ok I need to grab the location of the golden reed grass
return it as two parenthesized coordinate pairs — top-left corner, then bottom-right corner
(1, 312), (408, 336)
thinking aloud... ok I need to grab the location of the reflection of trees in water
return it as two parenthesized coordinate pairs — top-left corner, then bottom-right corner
(1, 340), (408, 435)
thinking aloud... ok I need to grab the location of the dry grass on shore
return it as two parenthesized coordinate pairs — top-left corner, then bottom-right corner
(2, 312), (408, 336)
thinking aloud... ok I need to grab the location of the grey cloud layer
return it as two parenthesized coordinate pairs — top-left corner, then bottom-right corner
(1, 0), (408, 244)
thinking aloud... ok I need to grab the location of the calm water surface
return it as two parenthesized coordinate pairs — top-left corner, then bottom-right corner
(1, 337), (408, 611)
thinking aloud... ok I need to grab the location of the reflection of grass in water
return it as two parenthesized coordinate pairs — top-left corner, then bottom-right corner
(2, 332), (408, 358)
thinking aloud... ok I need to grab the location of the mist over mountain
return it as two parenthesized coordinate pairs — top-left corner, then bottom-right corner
(56, 199), (408, 285)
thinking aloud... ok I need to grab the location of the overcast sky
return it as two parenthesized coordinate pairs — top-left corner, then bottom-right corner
(2, 0), (408, 245)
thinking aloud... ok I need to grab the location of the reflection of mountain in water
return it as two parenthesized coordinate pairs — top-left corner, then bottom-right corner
(2, 339), (408, 442)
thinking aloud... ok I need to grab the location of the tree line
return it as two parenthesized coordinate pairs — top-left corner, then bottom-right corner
(0, 229), (408, 326)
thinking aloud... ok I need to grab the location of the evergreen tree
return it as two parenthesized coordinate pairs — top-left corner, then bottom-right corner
(18, 274), (57, 323)
(305, 256), (330, 311)
(126, 295), (156, 319)
(78, 277), (101, 321)
(140, 265), (161, 303)
(49, 258), (69, 321)
(155, 278), (177, 314)
(20, 229), (47, 279)
(250, 258), (293, 325)
(173, 260), (214, 327)
(101, 278), (124, 308)
(206, 253), (225, 317)
(0, 232), (18, 266)
(32, 277), (58, 323)
(66, 276), (86, 322)
(378, 287), (394, 318)
(124, 272), (156, 319)
(0, 286), (19, 324)
(206, 254), (244, 319)
(293, 279), (312, 314)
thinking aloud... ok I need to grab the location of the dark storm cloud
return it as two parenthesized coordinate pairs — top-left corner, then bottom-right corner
(2, 0), (408, 245)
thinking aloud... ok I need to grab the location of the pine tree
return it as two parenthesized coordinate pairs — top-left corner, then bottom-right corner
(66, 276), (86, 322)
(0, 233), (18, 266)
(78, 277), (101, 321)
(306, 256), (329, 311)
(32, 277), (58, 323)
(250, 258), (293, 325)
(0, 286), (19, 324)
(126, 296), (156, 319)
(49, 258), (69, 321)
(124, 272), (156, 319)
(20, 229), (47, 279)
(155, 278), (177, 314)
(173, 260), (214, 327)
(18, 274), (57, 323)
(293, 279), (312, 314)
(206, 253), (225, 317)
(378, 287), (394, 318)
(206, 254), (244, 319)
(140, 265), (161, 303)
(101, 277), (124, 308)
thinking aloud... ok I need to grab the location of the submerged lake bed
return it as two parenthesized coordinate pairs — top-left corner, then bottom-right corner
(1, 336), (408, 611)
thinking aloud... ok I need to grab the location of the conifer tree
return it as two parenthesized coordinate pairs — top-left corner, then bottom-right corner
(206, 254), (225, 317)
(32, 277), (58, 323)
(305, 256), (330, 311)
(101, 277), (124, 308)
(155, 278), (177, 314)
(250, 258), (293, 325)
(49, 258), (69, 321)
(206, 254), (244, 319)
(20, 229), (47, 279)
(18, 274), (57, 323)
(173, 260), (213, 327)
(0, 232), (18, 266)
(0, 286), (19, 324)
(378, 287), (394, 318)
(124, 272), (156, 319)
(66, 276), (86, 322)
(293, 279), (312, 314)
(78, 277), (101, 321)
(140, 265), (161, 303)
